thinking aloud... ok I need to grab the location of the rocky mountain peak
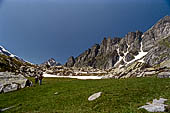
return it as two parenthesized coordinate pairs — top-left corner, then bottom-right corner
(0, 45), (22, 60)
(42, 58), (61, 67)
(0, 45), (32, 64)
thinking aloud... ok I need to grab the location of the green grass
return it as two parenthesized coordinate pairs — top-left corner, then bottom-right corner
(1, 77), (170, 113)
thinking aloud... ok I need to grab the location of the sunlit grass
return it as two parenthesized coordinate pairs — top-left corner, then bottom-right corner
(0, 77), (170, 113)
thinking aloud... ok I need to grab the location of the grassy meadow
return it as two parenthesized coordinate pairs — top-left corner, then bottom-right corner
(1, 77), (170, 113)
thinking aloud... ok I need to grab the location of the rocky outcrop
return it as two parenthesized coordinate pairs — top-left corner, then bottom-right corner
(65, 16), (170, 70)
(0, 72), (27, 93)
(65, 56), (75, 67)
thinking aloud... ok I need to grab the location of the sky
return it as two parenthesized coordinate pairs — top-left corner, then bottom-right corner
(0, 0), (170, 64)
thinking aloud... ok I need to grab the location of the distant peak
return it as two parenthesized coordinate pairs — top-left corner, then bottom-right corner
(41, 58), (61, 67)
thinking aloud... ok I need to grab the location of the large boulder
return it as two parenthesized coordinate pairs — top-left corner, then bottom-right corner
(0, 72), (27, 93)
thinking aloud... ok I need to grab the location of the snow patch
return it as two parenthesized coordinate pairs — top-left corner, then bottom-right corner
(125, 42), (148, 65)
(74, 71), (88, 74)
(114, 42), (148, 67)
(43, 73), (103, 80)
(114, 44), (130, 67)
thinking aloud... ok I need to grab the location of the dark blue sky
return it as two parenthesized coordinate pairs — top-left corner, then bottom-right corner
(0, 0), (170, 64)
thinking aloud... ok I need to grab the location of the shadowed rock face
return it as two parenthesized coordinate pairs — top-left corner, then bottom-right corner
(65, 56), (75, 67)
(65, 16), (170, 69)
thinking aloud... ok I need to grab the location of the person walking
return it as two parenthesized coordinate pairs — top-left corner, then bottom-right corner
(34, 74), (38, 84)
(39, 73), (43, 85)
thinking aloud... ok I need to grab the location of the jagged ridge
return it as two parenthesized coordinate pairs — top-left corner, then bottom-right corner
(65, 16), (170, 69)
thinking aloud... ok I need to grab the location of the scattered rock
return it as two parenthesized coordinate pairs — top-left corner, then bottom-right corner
(54, 92), (58, 95)
(88, 92), (102, 101)
(139, 98), (168, 112)
(158, 72), (170, 78)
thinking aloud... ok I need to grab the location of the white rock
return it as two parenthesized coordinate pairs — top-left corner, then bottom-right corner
(88, 92), (102, 101)
(3, 83), (18, 93)
(139, 98), (168, 112)
(54, 92), (58, 95)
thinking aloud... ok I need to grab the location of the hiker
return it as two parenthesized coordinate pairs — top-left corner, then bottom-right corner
(34, 73), (38, 84)
(39, 73), (43, 85)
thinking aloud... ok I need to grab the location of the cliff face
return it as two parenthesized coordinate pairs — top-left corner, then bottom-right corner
(65, 16), (170, 69)
(142, 16), (170, 66)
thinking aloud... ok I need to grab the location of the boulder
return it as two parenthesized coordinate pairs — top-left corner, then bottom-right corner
(158, 72), (170, 78)
(0, 72), (27, 93)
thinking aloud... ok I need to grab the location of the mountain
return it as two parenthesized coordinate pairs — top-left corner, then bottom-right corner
(0, 46), (18, 58)
(0, 45), (35, 73)
(41, 58), (61, 67)
(65, 16), (170, 69)
(0, 45), (30, 63)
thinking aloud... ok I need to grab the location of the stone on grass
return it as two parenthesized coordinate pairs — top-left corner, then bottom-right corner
(54, 92), (58, 95)
(0, 106), (16, 112)
(88, 92), (102, 101)
(139, 98), (168, 112)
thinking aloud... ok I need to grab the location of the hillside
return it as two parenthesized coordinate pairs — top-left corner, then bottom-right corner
(0, 54), (33, 73)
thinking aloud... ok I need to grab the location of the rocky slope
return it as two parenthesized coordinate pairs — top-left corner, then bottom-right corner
(65, 16), (170, 70)
(0, 46), (42, 77)
(0, 46), (42, 93)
